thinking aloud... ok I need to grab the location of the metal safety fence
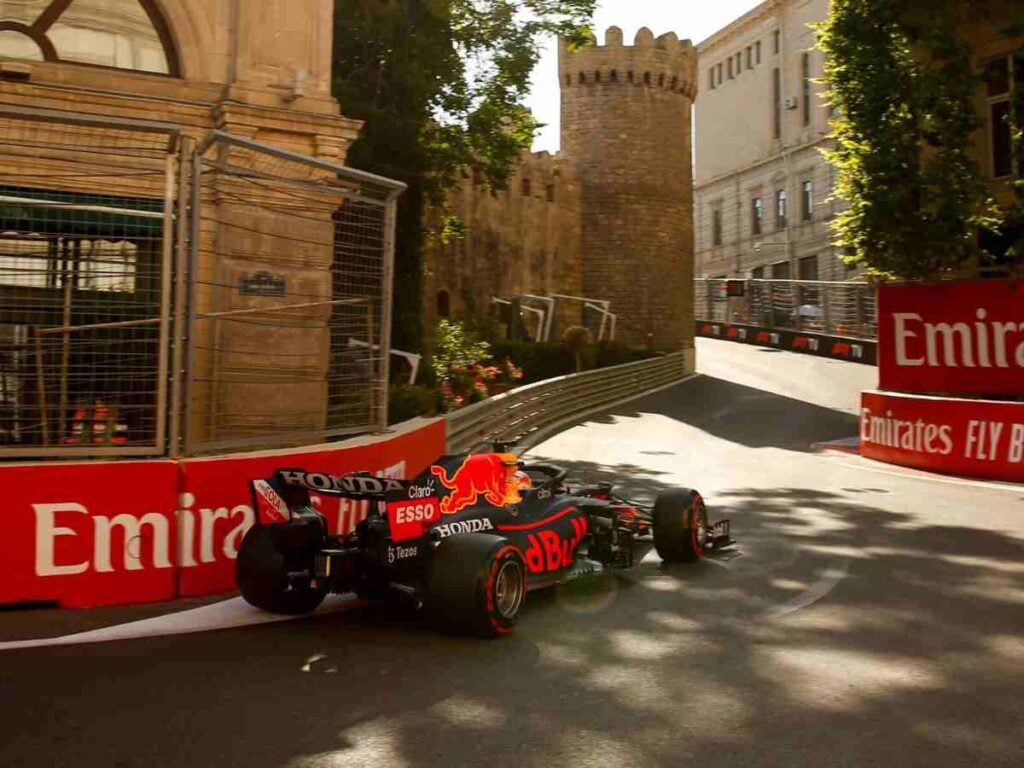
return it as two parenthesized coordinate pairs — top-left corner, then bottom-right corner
(447, 352), (691, 454)
(0, 107), (182, 458)
(694, 278), (877, 340)
(0, 107), (403, 459)
(183, 132), (402, 455)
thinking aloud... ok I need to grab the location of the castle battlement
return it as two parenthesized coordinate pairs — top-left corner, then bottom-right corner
(558, 26), (697, 99)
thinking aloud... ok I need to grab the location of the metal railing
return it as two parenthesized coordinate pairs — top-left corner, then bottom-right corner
(0, 107), (404, 459)
(446, 352), (691, 453)
(694, 278), (877, 340)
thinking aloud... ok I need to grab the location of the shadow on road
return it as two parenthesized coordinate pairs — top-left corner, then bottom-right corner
(578, 375), (860, 451)
(2, 459), (1021, 768)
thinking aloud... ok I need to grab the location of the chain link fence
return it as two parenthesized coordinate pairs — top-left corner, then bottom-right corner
(695, 278), (877, 339)
(0, 107), (181, 457)
(0, 108), (403, 460)
(183, 132), (403, 455)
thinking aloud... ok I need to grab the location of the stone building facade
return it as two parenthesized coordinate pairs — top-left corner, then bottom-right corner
(0, 0), (369, 452)
(425, 26), (698, 353)
(694, 0), (854, 282)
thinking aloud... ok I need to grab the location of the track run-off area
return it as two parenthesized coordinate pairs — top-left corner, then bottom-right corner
(2, 338), (1022, 768)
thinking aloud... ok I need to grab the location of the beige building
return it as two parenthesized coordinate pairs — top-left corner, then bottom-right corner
(694, 0), (852, 282)
(0, 1), (389, 456)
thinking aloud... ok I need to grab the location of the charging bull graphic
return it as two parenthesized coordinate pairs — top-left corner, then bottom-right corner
(431, 454), (523, 515)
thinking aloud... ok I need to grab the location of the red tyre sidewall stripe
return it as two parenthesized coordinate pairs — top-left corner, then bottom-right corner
(487, 545), (522, 635)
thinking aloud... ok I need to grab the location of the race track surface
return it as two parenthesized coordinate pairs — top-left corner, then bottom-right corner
(2, 338), (1022, 768)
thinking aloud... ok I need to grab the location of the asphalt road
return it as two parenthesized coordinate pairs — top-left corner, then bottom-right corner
(2, 339), (1023, 768)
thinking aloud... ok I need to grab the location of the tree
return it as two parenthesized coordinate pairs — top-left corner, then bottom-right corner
(333, 0), (595, 351)
(818, 0), (1001, 279)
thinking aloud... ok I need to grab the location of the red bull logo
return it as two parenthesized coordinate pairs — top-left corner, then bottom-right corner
(727, 326), (740, 339)
(431, 454), (523, 515)
(792, 336), (809, 350)
(700, 323), (713, 335)
(832, 341), (852, 356)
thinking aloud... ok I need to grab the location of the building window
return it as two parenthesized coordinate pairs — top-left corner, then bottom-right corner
(752, 197), (763, 235)
(802, 53), (812, 126)
(776, 189), (787, 229)
(771, 261), (790, 279)
(716, 62), (723, 84)
(756, 40), (762, 64)
(546, 183), (555, 203)
(798, 255), (818, 281)
(436, 290), (451, 318)
(709, 67), (715, 89)
(772, 67), (782, 139)
(727, 57), (733, 79)
(773, 30), (781, 55)
(985, 54), (1021, 179)
(736, 52), (742, 73)
(746, 46), (752, 69)
(801, 180), (813, 221)
(0, 0), (179, 76)
(521, 178), (531, 197)
(751, 266), (765, 279)
(712, 209), (723, 246)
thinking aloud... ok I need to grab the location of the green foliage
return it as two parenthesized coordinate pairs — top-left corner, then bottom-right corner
(431, 318), (492, 382)
(818, 0), (999, 279)
(333, 1), (596, 349)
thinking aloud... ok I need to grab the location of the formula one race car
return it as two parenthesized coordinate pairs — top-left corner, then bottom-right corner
(237, 448), (733, 637)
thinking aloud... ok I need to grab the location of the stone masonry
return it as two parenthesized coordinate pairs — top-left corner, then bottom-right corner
(425, 26), (698, 353)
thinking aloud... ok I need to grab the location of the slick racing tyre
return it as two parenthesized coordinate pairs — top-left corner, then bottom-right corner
(236, 525), (326, 615)
(425, 533), (526, 638)
(653, 488), (708, 564)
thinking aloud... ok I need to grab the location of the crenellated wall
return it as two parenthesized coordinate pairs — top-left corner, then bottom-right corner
(560, 26), (697, 351)
(425, 25), (698, 353)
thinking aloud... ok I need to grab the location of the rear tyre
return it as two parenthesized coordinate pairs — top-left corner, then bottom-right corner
(653, 488), (708, 564)
(236, 525), (326, 615)
(424, 533), (526, 638)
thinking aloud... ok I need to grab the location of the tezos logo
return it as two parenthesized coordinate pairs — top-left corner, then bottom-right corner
(434, 519), (494, 538)
(387, 544), (418, 563)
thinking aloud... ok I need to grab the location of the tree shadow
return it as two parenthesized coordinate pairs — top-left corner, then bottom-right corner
(556, 375), (859, 452)
(2, 464), (1022, 767)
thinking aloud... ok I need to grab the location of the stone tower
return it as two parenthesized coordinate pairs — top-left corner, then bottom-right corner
(559, 27), (697, 352)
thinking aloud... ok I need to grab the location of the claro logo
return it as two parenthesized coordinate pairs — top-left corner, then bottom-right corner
(893, 310), (1024, 368)
(33, 495), (254, 577)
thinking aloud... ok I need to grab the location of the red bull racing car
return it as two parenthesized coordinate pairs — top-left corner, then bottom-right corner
(237, 448), (733, 637)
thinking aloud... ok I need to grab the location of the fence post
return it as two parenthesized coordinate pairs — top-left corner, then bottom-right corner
(169, 136), (193, 459)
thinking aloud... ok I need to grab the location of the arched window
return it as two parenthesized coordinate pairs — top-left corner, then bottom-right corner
(0, 0), (179, 76)
(436, 290), (451, 319)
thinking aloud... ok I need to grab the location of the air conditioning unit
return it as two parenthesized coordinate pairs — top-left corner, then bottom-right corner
(784, 96), (799, 110)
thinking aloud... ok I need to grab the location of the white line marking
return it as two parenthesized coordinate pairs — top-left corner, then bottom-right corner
(0, 595), (357, 652)
(765, 560), (852, 618)
(825, 455), (1024, 494)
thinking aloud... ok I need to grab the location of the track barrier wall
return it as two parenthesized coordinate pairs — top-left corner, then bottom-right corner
(0, 418), (445, 608)
(696, 320), (877, 365)
(864, 279), (1024, 483)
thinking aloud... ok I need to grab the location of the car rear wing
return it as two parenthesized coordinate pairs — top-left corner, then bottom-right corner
(250, 468), (410, 525)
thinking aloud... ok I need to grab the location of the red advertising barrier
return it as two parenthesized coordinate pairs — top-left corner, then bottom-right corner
(861, 390), (1024, 482)
(0, 419), (447, 609)
(0, 461), (179, 608)
(878, 279), (1024, 397)
(177, 419), (446, 598)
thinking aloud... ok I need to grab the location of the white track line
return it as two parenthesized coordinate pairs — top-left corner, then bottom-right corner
(821, 453), (1024, 494)
(0, 595), (357, 652)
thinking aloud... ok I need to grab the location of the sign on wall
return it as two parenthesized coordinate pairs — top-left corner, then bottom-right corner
(861, 390), (1024, 482)
(0, 420), (447, 609)
(877, 279), (1024, 397)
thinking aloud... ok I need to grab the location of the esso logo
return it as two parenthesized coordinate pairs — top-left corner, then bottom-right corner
(392, 500), (439, 525)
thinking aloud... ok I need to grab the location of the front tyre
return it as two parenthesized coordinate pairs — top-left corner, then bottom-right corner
(653, 488), (708, 563)
(236, 525), (326, 615)
(424, 534), (526, 638)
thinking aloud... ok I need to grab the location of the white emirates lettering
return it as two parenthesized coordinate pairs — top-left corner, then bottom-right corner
(893, 309), (1024, 369)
